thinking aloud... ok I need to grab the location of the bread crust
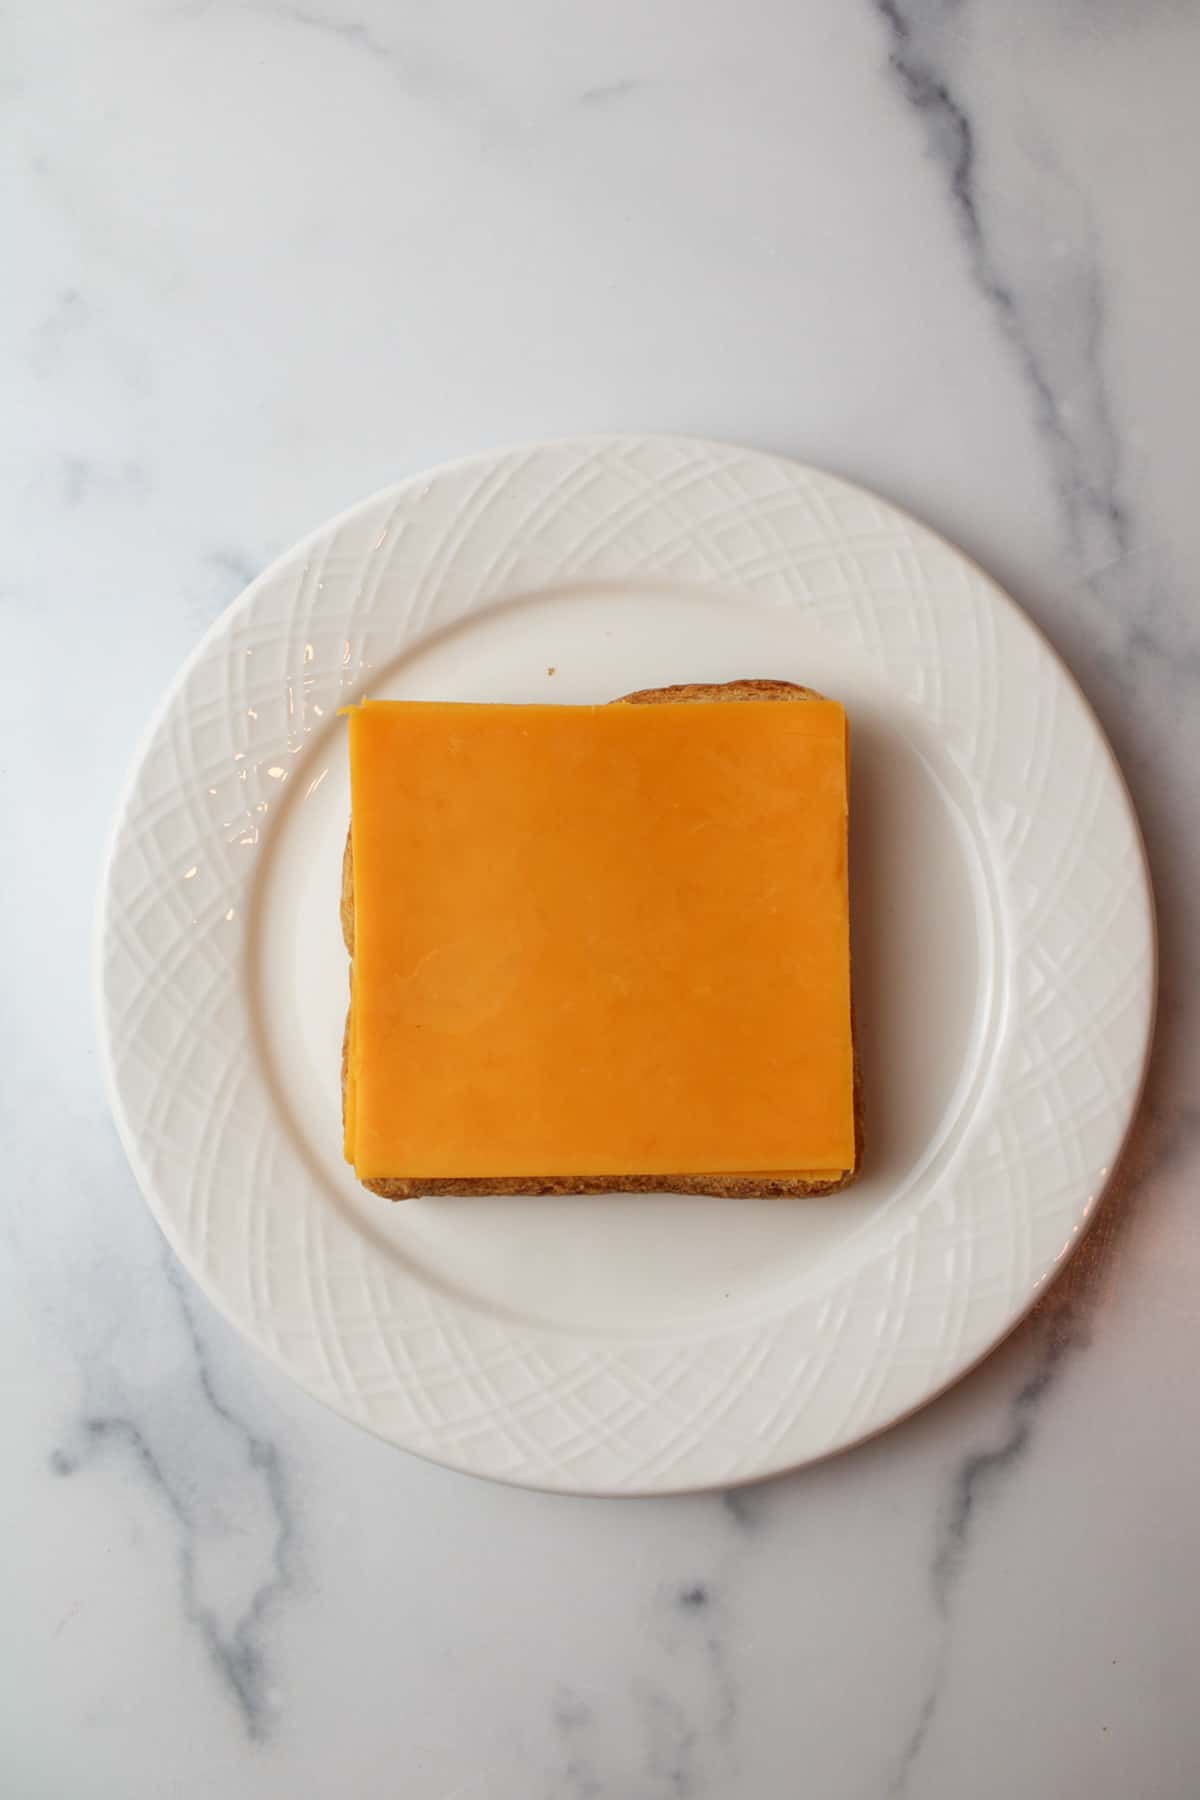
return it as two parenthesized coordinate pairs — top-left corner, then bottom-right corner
(344, 680), (862, 1198)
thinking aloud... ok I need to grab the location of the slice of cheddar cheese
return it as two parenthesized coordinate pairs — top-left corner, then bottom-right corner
(344, 698), (854, 1181)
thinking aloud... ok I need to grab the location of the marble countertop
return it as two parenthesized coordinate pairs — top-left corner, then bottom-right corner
(5, 2), (1198, 1795)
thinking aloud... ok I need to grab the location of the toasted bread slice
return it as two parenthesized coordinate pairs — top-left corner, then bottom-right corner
(342, 679), (862, 1198)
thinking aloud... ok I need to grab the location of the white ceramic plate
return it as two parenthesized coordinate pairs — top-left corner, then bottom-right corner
(97, 436), (1154, 1494)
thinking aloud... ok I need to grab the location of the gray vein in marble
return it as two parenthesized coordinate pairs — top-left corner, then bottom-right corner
(655, 1578), (738, 1758)
(61, 456), (90, 508)
(263, 2), (392, 64)
(542, 1580), (737, 1797)
(719, 1484), (769, 1531)
(1095, 601), (1200, 696)
(182, 547), (266, 629)
(550, 1687), (603, 1800)
(931, 1317), (1081, 1610)
(52, 1256), (294, 1741)
(875, 0), (1130, 567)
(208, 547), (262, 590)
(247, 0), (487, 121)
(577, 79), (642, 107)
(30, 286), (87, 377)
(669, 1580), (736, 1743)
(633, 1677), (700, 1798)
(888, 1290), (1092, 1795)
(889, 1679), (942, 1800)
(56, 455), (150, 508)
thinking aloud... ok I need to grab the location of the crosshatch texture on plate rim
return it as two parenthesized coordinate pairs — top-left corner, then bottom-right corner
(96, 435), (1156, 1494)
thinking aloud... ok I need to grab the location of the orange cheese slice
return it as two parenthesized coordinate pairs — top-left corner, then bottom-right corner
(344, 698), (853, 1180)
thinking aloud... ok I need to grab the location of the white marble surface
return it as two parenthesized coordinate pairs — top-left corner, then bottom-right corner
(3, 1), (1198, 1793)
